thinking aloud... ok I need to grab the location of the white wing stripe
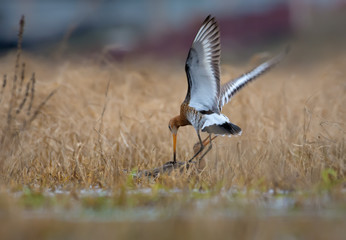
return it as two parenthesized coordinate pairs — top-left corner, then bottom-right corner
(219, 47), (289, 109)
(195, 21), (215, 41)
(219, 62), (269, 108)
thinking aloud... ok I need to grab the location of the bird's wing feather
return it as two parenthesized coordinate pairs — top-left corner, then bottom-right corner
(219, 47), (289, 110)
(184, 15), (221, 113)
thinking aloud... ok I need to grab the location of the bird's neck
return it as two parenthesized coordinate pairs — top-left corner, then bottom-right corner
(172, 115), (190, 128)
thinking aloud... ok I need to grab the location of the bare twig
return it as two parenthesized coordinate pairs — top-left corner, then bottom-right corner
(27, 72), (36, 115)
(6, 16), (25, 127)
(7, 74), (17, 125)
(29, 88), (57, 123)
(16, 77), (31, 114)
(18, 62), (25, 94)
(16, 16), (25, 67)
(97, 78), (111, 166)
(21, 88), (58, 130)
(0, 74), (6, 103)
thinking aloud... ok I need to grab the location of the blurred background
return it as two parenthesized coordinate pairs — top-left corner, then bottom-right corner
(0, 0), (346, 62)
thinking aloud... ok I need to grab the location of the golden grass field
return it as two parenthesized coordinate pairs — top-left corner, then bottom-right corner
(0, 18), (345, 239)
(0, 49), (344, 188)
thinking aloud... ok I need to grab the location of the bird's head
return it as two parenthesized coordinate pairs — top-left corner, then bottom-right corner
(168, 118), (179, 135)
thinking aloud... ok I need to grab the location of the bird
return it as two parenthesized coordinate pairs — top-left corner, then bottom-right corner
(168, 15), (288, 164)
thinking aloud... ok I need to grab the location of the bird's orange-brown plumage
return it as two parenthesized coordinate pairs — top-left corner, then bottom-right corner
(169, 103), (193, 130)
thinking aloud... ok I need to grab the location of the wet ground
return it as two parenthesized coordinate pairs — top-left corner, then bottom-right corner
(2, 186), (345, 221)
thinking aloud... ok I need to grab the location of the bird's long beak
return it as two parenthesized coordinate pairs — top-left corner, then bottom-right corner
(173, 133), (177, 162)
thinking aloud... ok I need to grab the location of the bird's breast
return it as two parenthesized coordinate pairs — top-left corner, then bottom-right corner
(184, 106), (205, 131)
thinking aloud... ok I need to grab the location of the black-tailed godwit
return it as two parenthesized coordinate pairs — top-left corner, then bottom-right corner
(168, 15), (288, 163)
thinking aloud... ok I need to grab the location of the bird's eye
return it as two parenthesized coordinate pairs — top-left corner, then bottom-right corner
(168, 125), (172, 131)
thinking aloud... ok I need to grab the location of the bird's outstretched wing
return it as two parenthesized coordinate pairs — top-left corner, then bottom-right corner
(184, 15), (221, 113)
(219, 47), (289, 110)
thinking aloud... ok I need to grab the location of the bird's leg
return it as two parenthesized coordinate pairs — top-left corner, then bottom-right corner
(187, 131), (204, 163)
(197, 134), (213, 163)
(193, 135), (217, 154)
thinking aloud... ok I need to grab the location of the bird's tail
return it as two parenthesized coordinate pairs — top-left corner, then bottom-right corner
(201, 113), (242, 136)
(202, 121), (242, 136)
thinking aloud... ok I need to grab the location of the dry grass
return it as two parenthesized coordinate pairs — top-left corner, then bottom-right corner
(0, 46), (344, 190)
